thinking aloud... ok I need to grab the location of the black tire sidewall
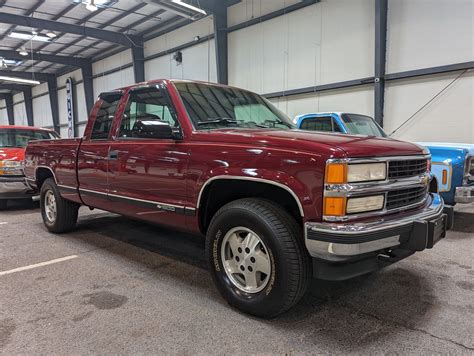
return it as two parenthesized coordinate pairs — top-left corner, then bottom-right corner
(40, 179), (60, 231)
(0, 200), (7, 210)
(207, 205), (296, 317)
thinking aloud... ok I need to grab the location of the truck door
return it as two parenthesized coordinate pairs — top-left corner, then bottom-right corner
(107, 85), (190, 229)
(77, 92), (122, 209)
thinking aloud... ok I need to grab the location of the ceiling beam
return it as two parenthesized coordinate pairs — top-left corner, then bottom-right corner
(0, 12), (142, 47)
(0, 50), (87, 67)
(0, 0), (45, 41)
(0, 83), (32, 92)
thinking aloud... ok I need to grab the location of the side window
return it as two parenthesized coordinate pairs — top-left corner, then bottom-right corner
(332, 119), (343, 133)
(300, 117), (333, 132)
(91, 94), (121, 140)
(119, 87), (178, 138)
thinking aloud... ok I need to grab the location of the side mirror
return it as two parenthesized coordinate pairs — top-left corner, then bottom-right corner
(133, 120), (181, 140)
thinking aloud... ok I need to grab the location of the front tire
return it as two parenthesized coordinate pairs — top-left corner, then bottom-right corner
(40, 178), (79, 233)
(206, 198), (310, 318)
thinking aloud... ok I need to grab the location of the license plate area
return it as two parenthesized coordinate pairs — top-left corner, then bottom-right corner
(427, 213), (447, 248)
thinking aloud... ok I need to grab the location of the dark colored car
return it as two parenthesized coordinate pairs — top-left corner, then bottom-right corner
(24, 80), (452, 317)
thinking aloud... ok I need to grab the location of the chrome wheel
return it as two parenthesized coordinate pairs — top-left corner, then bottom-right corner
(44, 190), (57, 223)
(221, 227), (272, 294)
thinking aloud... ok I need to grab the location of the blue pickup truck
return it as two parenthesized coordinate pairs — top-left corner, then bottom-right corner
(295, 112), (474, 205)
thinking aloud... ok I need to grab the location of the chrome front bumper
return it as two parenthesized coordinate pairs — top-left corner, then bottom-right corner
(455, 185), (474, 203)
(0, 176), (35, 199)
(305, 193), (448, 262)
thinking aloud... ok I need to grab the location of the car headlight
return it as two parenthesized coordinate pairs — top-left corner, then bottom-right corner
(346, 195), (385, 214)
(466, 156), (474, 183)
(325, 162), (386, 184)
(0, 160), (24, 175)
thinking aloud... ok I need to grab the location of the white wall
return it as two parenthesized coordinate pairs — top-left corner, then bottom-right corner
(0, 99), (7, 125)
(386, 0), (473, 73)
(228, 0), (374, 94)
(13, 93), (27, 126)
(144, 16), (216, 82)
(385, 71), (474, 143)
(270, 85), (374, 121)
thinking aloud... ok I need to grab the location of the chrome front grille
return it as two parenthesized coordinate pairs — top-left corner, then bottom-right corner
(386, 186), (427, 210)
(389, 159), (428, 179)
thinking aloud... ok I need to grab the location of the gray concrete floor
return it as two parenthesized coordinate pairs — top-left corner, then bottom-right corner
(0, 200), (473, 354)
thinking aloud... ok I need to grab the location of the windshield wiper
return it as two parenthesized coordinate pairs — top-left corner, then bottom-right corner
(197, 118), (238, 126)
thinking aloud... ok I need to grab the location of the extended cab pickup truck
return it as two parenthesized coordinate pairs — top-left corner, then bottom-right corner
(24, 80), (453, 318)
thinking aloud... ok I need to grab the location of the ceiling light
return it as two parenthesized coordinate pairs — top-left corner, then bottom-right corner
(46, 31), (57, 38)
(18, 49), (28, 57)
(171, 0), (207, 15)
(8, 31), (51, 42)
(85, 2), (98, 11)
(0, 76), (40, 85)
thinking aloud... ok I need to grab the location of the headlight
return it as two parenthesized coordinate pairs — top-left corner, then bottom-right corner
(346, 195), (385, 214)
(0, 160), (24, 175)
(466, 156), (474, 182)
(347, 163), (386, 182)
(325, 162), (386, 184)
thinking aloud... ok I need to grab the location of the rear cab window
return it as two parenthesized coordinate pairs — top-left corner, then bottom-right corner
(300, 116), (342, 132)
(90, 93), (122, 140)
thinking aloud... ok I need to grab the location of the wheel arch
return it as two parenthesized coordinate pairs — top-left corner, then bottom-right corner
(197, 176), (305, 234)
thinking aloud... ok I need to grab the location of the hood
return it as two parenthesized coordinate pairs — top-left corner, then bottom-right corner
(0, 147), (26, 161)
(418, 142), (474, 156)
(194, 129), (425, 158)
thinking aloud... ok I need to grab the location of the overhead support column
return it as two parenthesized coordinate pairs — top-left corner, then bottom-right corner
(213, 2), (228, 85)
(132, 46), (145, 83)
(4, 94), (14, 125)
(47, 77), (61, 134)
(81, 60), (95, 116)
(374, 0), (388, 127)
(22, 87), (34, 127)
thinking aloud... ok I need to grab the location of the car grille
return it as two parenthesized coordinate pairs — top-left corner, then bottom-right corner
(386, 186), (427, 210)
(388, 159), (428, 179)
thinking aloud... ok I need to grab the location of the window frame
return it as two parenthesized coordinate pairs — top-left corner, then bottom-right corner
(300, 116), (335, 132)
(89, 91), (123, 141)
(115, 84), (181, 141)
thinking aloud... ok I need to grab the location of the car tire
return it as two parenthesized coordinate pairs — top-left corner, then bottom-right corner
(40, 178), (79, 233)
(0, 199), (7, 210)
(206, 198), (311, 318)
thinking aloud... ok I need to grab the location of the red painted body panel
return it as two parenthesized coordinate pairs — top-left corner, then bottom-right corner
(24, 79), (426, 235)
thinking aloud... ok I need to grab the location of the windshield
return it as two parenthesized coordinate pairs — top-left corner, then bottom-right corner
(0, 129), (58, 148)
(341, 114), (386, 137)
(174, 82), (294, 130)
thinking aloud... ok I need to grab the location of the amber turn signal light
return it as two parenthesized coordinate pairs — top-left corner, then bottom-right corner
(442, 169), (448, 185)
(324, 197), (346, 216)
(325, 163), (347, 184)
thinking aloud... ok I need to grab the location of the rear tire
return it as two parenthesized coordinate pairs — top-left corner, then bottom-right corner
(0, 199), (7, 210)
(40, 178), (79, 233)
(206, 198), (310, 318)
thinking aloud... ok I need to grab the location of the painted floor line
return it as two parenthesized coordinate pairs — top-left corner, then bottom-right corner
(0, 255), (78, 276)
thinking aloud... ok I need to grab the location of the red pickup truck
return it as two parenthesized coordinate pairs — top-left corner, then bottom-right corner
(0, 125), (58, 209)
(24, 80), (453, 317)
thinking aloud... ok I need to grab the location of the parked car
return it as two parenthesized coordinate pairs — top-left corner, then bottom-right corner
(24, 80), (452, 318)
(417, 142), (473, 205)
(0, 125), (59, 209)
(295, 112), (473, 205)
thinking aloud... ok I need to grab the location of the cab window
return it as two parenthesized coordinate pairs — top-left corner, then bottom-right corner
(300, 116), (333, 132)
(118, 87), (179, 138)
(90, 93), (121, 140)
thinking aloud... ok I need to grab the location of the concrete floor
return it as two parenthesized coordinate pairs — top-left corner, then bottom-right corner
(0, 201), (473, 354)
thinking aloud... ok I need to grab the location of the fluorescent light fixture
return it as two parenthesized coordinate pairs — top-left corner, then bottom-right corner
(9, 31), (51, 42)
(18, 49), (28, 56)
(0, 58), (22, 66)
(46, 31), (57, 38)
(0, 76), (41, 85)
(80, 0), (117, 11)
(171, 0), (207, 15)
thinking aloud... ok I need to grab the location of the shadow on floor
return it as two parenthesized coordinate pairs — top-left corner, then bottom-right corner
(65, 211), (437, 348)
(451, 211), (474, 234)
